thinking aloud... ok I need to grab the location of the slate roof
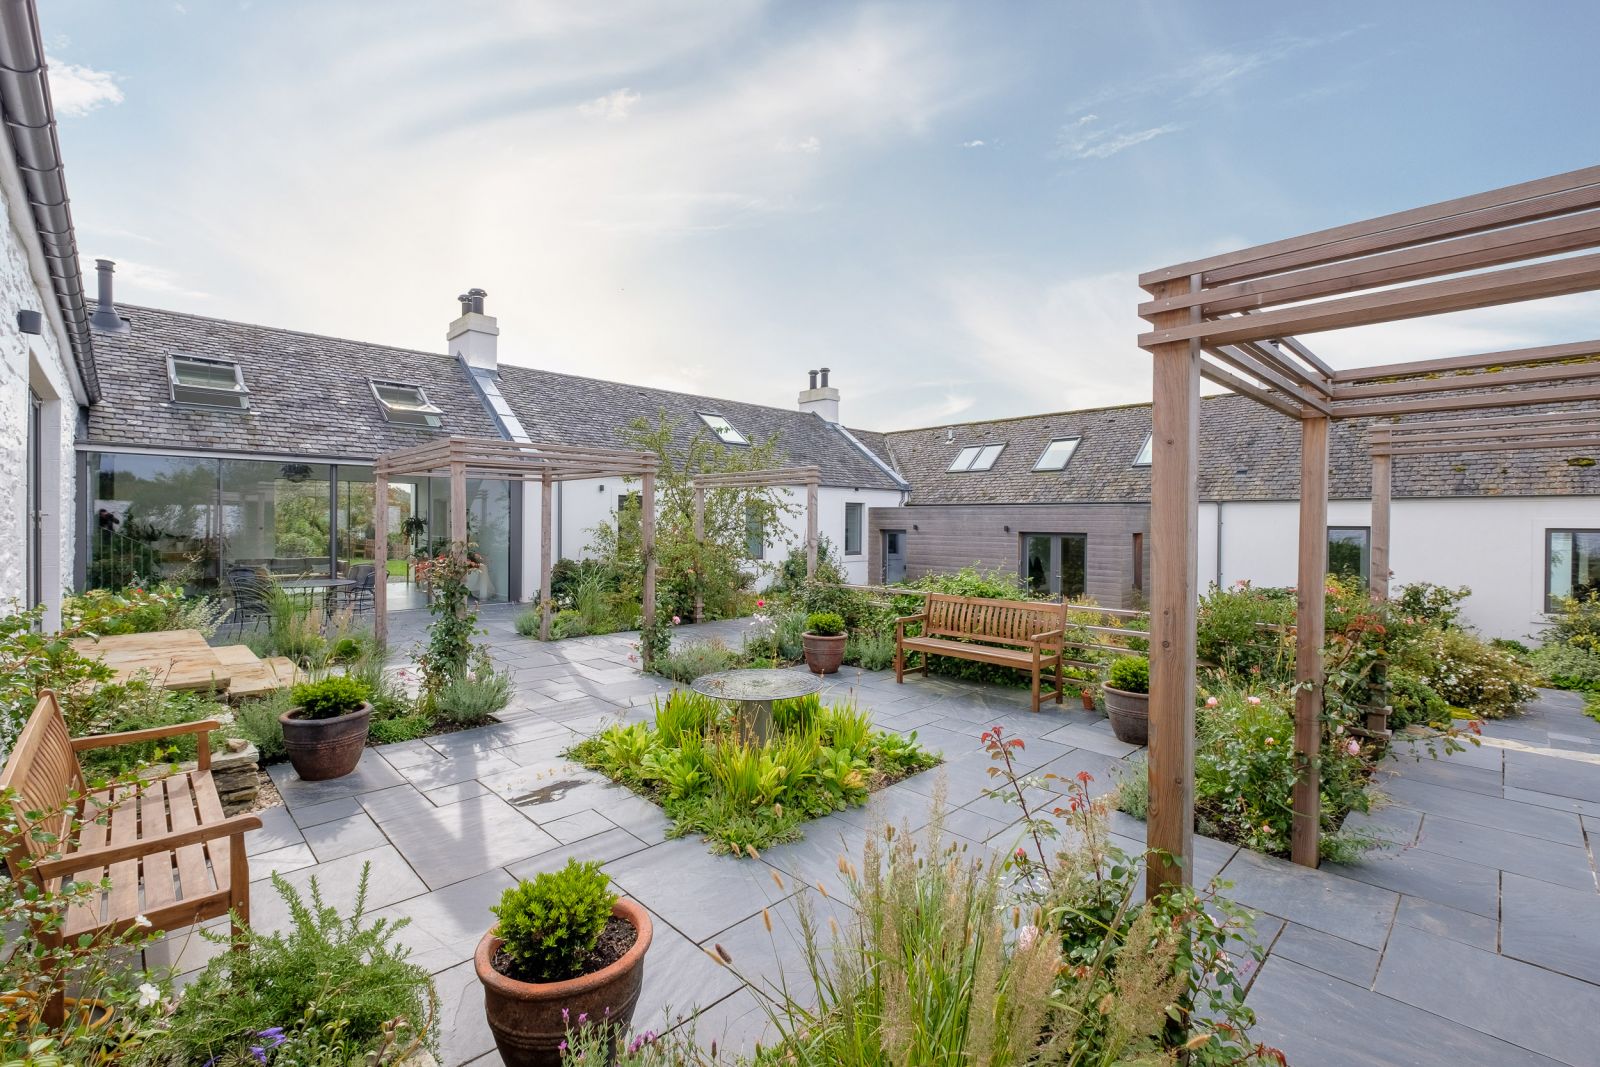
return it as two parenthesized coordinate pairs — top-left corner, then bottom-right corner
(490, 365), (905, 490)
(882, 393), (1600, 505)
(81, 305), (906, 490)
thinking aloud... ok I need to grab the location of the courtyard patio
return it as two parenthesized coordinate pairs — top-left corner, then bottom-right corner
(144, 606), (1600, 1067)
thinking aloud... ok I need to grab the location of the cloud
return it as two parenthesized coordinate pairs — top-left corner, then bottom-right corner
(778, 134), (822, 153)
(46, 57), (123, 117)
(577, 87), (641, 121)
(1056, 117), (1181, 160)
(960, 139), (985, 148)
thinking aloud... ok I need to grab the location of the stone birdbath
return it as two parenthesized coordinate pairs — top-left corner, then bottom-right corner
(691, 668), (824, 747)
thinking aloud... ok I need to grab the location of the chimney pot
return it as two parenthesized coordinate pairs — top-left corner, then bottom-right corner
(457, 293), (473, 315)
(807, 369), (818, 389)
(468, 287), (487, 314)
(89, 258), (131, 335)
(819, 367), (830, 388)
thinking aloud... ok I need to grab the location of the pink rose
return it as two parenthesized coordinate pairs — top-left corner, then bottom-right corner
(1345, 739), (1360, 756)
(1246, 695), (1262, 706)
(1205, 696), (1219, 708)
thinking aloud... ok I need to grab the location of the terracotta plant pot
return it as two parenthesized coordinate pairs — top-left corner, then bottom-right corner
(802, 632), (846, 674)
(279, 702), (372, 781)
(1102, 685), (1149, 746)
(1079, 688), (1097, 711)
(476, 899), (653, 1067)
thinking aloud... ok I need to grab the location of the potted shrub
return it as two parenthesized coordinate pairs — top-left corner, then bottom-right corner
(1103, 655), (1150, 745)
(279, 675), (372, 780)
(802, 611), (847, 674)
(476, 859), (652, 1067)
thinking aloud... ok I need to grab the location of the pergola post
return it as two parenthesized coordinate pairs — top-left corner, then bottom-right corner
(692, 485), (705, 623)
(1368, 449), (1393, 735)
(540, 471), (553, 641)
(1292, 416), (1329, 868)
(805, 479), (819, 579)
(641, 471), (657, 633)
(1145, 276), (1199, 900)
(449, 460), (468, 561)
(373, 472), (389, 646)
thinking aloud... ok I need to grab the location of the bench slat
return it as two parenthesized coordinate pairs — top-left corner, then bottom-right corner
(166, 771), (216, 901)
(105, 784), (142, 921)
(191, 771), (233, 894)
(139, 777), (180, 914)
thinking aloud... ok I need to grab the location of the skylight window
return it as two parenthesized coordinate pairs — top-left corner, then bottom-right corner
(1034, 437), (1081, 471)
(1133, 434), (1154, 467)
(169, 355), (249, 411)
(949, 443), (1004, 472)
(371, 380), (443, 428)
(699, 412), (749, 446)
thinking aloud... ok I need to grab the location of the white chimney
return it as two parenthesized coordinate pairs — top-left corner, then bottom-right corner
(798, 366), (840, 423)
(447, 288), (498, 370)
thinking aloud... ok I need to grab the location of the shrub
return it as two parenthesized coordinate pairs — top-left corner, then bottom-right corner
(291, 675), (371, 720)
(804, 611), (845, 636)
(774, 611), (807, 661)
(149, 865), (436, 1064)
(653, 639), (739, 683)
(653, 689), (718, 745)
(491, 860), (618, 983)
(63, 582), (226, 637)
(1385, 669), (1452, 729)
(414, 548), (484, 702)
(1195, 582), (1295, 683)
(1106, 655), (1149, 695)
(1530, 641), (1600, 691)
(431, 667), (513, 726)
(370, 714), (433, 745)
(551, 609), (590, 640)
(0, 603), (113, 755)
(514, 607), (542, 637)
(72, 684), (224, 774)
(233, 690), (292, 761)
(1393, 627), (1538, 718)
(1541, 591), (1600, 652)
(1394, 581), (1472, 628)
(845, 630), (895, 671)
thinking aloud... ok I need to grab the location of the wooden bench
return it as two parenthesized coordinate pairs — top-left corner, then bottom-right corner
(894, 593), (1068, 712)
(1, 692), (261, 1023)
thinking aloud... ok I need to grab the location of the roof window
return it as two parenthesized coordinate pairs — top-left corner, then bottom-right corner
(371, 379), (443, 428)
(949, 443), (1004, 472)
(699, 412), (749, 446)
(1133, 434), (1154, 467)
(1034, 437), (1081, 471)
(169, 355), (249, 411)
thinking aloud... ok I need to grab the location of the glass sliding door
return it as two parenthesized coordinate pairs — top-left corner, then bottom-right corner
(221, 460), (333, 578)
(1021, 533), (1088, 601)
(424, 476), (512, 602)
(87, 452), (221, 590)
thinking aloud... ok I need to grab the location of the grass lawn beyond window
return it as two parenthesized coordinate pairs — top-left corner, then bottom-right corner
(569, 690), (940, 854)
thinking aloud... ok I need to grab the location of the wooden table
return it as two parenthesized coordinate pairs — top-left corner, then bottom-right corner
(70, 630), (231, 692)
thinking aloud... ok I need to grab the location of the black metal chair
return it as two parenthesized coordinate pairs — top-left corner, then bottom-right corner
(341, 564), (377, 616)
(224, 571), (275, 636)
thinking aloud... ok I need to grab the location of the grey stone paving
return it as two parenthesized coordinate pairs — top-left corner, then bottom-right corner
(151, 610), (1600, 1066)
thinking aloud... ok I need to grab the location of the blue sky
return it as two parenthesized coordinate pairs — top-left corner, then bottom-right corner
(41, 0), (1600, 430)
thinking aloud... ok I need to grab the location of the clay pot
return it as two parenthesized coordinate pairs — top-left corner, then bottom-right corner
(476, 899), (653, 1067)
(803, 632), (846, 675)
(279, 702), (371, 781)
(1079, 688), (1097, 711)
(1102, 685), (1149, 746)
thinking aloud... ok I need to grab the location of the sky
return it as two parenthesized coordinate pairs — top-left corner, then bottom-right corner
(39, 0), (1600, 431)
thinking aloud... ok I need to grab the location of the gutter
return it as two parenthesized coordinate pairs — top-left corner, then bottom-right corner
(0, 0), (98, 402)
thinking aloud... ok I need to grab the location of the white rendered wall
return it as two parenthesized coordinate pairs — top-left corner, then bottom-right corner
(1212, 496), (1598, 641)
(0, 170), (78, 629)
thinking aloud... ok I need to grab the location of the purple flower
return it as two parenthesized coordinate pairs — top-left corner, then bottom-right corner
(257, 1028), (287, 1047)
(249, 1048), (267, 1065)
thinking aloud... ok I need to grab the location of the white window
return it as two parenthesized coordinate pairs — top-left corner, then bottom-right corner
(845, 502), (864, 555)
(699, 412), (749, 446)
(1034, 437), (1081, 471)
(371, 380), (443, 428)
(1133, 434), (1154, 467)
(169, 355), (249, 411)
(949, 443), (1004, 472)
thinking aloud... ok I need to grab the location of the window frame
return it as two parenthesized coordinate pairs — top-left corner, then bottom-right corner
(844, 501), (864, 556)
(950, 443), (1004, 472)
(1132, 434), (1153, 467)
(698, 412), (749, 447)
(168, 354), (250, 411)
(370, 379), (444, 428)
(1033, 436), (1082, 471)
(1545, 528), (1600, 613)
(1327, 525), (1371, 584)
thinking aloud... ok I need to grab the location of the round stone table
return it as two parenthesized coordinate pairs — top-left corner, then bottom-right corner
(691, 668), (824, 747)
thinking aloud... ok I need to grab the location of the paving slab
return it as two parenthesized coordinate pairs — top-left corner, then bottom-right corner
(1500, 872), (1600, 985)
(604, 837), (790, 944)
(629, 905), (746, 1032)
(1215, 849), (1398, 949)
(1379, 775), (1585, 844)
(1505, 750), (1600, 804)
(1392, 894), (1500, 953)
(1267, 922), (1380, 987)
(368, 792), (562, 889)
(504, 827), (651, 880)
(268, 749), (408, 805)
(1325, 841), (1500, 918)
(300, 811), (390, 862)
(247, 845), (427, 934)
(1413, 812), (1595, 890)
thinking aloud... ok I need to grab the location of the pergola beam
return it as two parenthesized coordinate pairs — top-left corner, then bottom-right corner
(1334, 358), (1600, 401)
(1366, 407), (1598, 435)
(1332, 381), (1600, 419)
(1332, 339), (1600, 385)
(1376, 435), (1600, 457)
(1199, 358), (1305, 419)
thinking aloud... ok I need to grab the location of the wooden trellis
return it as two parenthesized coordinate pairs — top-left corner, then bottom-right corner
(1138, 164), (1600, 894)
(689, 466), (821, 622)
(372, 437), (659, 644)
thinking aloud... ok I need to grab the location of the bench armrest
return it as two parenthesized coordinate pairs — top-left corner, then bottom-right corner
(71, 719), (223, 752)
(35, 811), (263, 880)
(895, 612), (927, 639)
(1030, 629), (1064, 645)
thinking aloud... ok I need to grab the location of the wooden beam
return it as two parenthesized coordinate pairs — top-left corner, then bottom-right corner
(1367, 450), (1392, 737)
(641, 471), (657, 638)
(1373, 407), (1600, 435)
(1333, 358), (1600, 401)
(1208, 345), (1331, 413)
(1145, 276), (1200, 900)
(373, 473), (389, 646)
(1377, 435), (1600, 457)
(539, 472), (553, 642)
(1199, 358), (1305, 419)
(1140, 250), (1600, 350)
(806, 480), (819, 578)
(1333, 381), (1600, 418)
(1140, 165), (1600, 286)
(449, 460), (467, 564)
(1272, 336), (1337, 380)
(1333, 338), (1600, 383)
(1373, 420), (1600, 447)
(693, 485), (705, 624)
(1293, 416), (1329, 869)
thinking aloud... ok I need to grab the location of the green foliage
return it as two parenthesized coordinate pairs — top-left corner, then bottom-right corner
(291, 675), (371, 720)
(1384, 669), (1452, 729)
(570, 691), (937, 854)
(636, 602), (674, 671)
(844, 630), (896, 671)
(62, 581), (226, 638)
(369, 714), (433, 746)
(1530, 640), (1600, 692)
(651, 639), (740, 683)
(430, 665), (513, 727)
(0, 603), (116, 753)
(1391, 626), (1538, 719)
(1394, 581), (1472, 629)
(1542, 591), (1600, 652)
(552, 609), (590, 640)
(514, 607), (543, 637)
(414, 547), (484, 703)
(491, 860), (618, 983)
(1106, 655), (1149, 695)
(263, 585), (329, 667)
(149, 865), (436, 1065)
(72, 684), (224, 774)
(1195, 582), (1295, 683)
(233, 690), (292, 762)
(804, 611), (845, 636)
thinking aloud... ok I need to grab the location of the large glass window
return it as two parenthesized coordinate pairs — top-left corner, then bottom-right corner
(745, 503), (764, 560)
(426, 476), (512, 602)
(221, 460), (334, 578)
(844, 502), (864, 556)
(1022, 533), (1087, 600)
(88, 452), (221, 589)
(1547, 530), (1600, 611)
(1328, 527), (1371, 584)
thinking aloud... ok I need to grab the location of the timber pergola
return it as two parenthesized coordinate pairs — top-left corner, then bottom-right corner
(689, 466), (821, 622)
(372, 437), (660, 644)
(1138, 164), (1600, 896)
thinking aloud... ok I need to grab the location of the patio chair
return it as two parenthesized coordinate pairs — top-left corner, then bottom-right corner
(340, 564), (377, 616)
(224, 571), (274, 636)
